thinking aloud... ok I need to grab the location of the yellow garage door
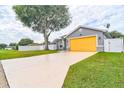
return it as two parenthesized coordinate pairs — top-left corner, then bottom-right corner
(70, 36), (96, 52)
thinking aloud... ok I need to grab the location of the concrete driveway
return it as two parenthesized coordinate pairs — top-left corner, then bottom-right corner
(1, 52), (96, 88)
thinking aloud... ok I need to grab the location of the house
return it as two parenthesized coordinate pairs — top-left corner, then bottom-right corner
(18, 25), (123, 52)
(54, 25), (107, 52)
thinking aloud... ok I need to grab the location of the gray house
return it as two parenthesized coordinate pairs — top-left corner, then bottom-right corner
(54, 25), (107, 52)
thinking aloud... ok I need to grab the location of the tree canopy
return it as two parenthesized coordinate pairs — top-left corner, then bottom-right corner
(13, 5), (71, 50)
(9, 43), (17, 46)
(18, 38), (33, 46)
(0, 43), (7, 49)
(9, 43), (18, 50)
(109, 31), (124, 38)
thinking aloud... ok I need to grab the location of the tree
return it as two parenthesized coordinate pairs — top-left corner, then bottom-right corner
(18, 38), (33, 46)
(13, 5), (71, 50)
(9, 43), (17, 50)
(42, 41), (51, 45)
(109, 31), (123, 38)
(0, 43), (7, 49)
(9, 43), (17, 46)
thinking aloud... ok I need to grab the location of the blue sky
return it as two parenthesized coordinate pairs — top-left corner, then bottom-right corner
(0, 5), (124, 44)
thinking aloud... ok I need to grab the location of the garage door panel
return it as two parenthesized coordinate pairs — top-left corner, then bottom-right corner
(70, 36), (96, 52)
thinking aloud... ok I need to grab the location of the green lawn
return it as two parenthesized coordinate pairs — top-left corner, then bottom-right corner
(63, 52), (124, 88)
(0, 50), (58, 60)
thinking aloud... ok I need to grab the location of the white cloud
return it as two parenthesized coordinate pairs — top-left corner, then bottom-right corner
(0, 6), (43, 44)
(0, 5), (124, 44)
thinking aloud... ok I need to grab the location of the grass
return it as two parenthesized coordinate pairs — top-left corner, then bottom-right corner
(0, 50), (58, 60)
(63, 52), (124, 88)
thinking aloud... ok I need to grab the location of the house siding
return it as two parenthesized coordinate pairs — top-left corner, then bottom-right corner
(57, 40), (65, 50)
(66, 27), (105, 52)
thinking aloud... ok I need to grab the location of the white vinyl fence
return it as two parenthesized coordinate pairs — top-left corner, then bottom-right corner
(19, 44), (57, 51)
(104, 38), (124, 52)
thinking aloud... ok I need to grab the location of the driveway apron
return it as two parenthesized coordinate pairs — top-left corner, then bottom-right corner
(1, 52), (96, 88)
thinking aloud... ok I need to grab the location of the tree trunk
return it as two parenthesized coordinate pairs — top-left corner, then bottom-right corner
(44, 36), (49, 50)
(43, 29), (49, 50)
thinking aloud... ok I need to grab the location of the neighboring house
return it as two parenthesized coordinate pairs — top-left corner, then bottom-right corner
(55, 25), (107, 52)
(53, 36), (66, 50)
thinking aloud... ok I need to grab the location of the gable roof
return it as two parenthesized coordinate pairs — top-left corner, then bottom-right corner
(65, 25), (107, 38)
